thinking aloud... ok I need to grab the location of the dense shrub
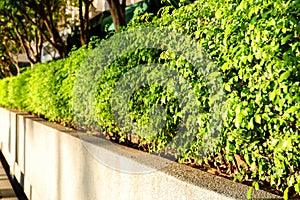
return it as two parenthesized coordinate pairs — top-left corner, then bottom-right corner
(0, 0), (299, 198)
(0, 78), (9, 107)
(0, 44), (95, 125)
(127, 0), (300, 197)
(74, 0), (300, 197)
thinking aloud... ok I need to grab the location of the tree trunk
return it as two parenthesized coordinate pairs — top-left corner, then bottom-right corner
(106, 0), (126, 33)
(79, 0), (85, 45)
(79, 0), (93, 45)
(43, 19), (67, 58)
(19, 0), (67, 59)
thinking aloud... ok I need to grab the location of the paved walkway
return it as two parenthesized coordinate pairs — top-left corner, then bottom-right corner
(0, 162), (18, 200)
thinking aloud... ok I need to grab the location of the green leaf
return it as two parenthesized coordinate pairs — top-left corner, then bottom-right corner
(247, 187), (253, 199)
(269, 89), (277, 101)
(295, 184), (300, 193)
(215, 9), (222, 19)
(285, 106), (299, 114)
(281, 34), (292, 45)
(283, 187), (289, 200)
(252, 181), (259, 190)
(262, 113), (270, 121)
(247, 117), (254, 130)
(235, 113), (243, 128)
(279, 71), (290, 82)
(255, 114), (261, 124)
(224, 83), (231, 92)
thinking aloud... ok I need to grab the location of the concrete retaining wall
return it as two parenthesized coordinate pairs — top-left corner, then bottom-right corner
(0, 107), (280, 200)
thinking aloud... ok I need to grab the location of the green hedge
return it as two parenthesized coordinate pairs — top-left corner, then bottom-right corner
(0, 44), (94, 125)
(0, 0), (299, 198)
(128, 0), (300, 197)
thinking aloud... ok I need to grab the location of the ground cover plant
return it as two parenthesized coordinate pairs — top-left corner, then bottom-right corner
(0, 0), (299, 198)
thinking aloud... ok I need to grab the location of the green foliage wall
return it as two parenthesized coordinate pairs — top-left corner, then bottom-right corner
(128, 0), (300, 196)
(0, 45), (94, 126)
(0, 0), (299, 198)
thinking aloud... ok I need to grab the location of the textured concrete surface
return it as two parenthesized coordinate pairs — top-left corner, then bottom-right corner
(0, 107), (282, 200)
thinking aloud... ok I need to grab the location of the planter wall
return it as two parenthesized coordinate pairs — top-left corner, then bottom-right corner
(0, 107), (280, 200)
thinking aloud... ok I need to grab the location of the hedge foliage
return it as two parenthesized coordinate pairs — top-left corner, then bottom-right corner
(0, 44), (95, 125)
(0, 0), (299, 198)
